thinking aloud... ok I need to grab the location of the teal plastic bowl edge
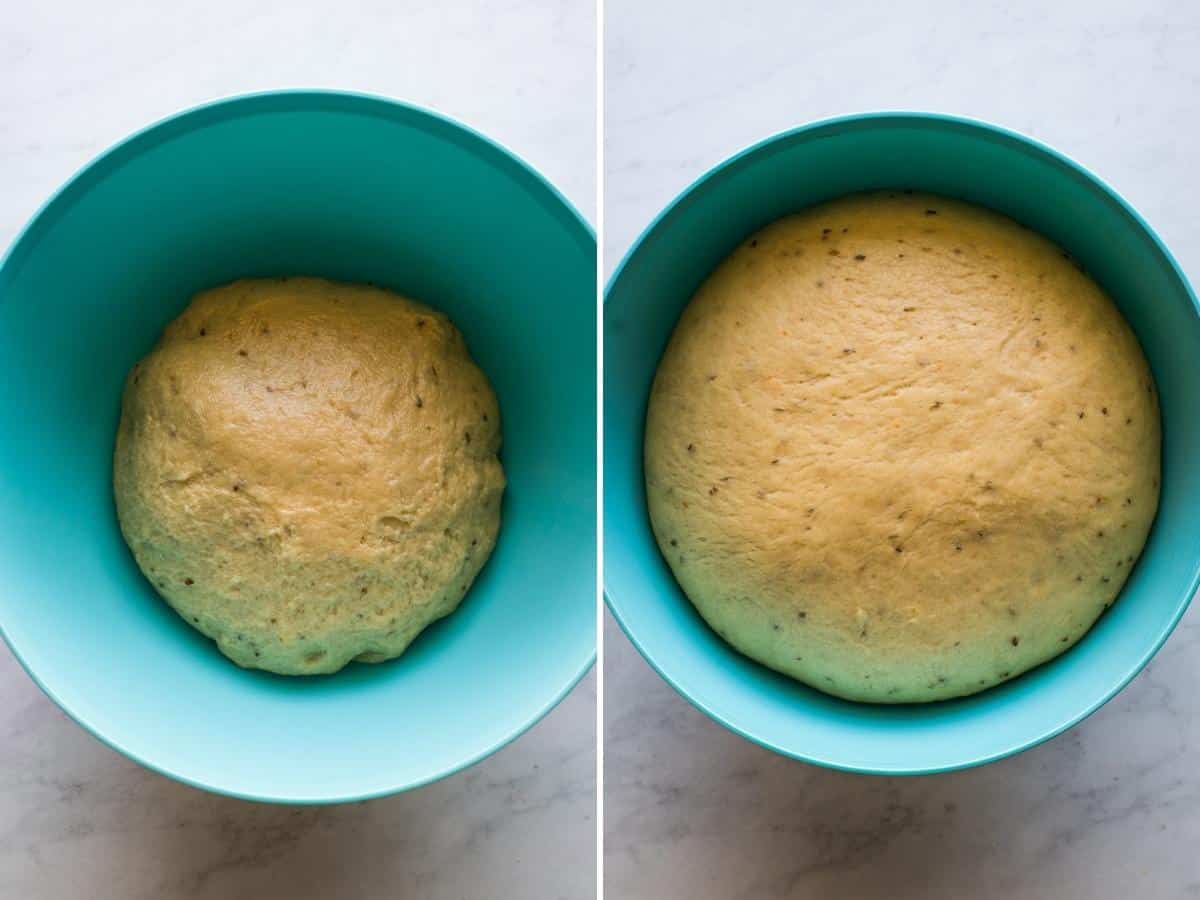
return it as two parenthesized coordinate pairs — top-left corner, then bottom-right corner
(0, 89), (597, 804)
(603, 110), (1200, 776)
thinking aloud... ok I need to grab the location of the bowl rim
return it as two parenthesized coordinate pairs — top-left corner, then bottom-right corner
(0, 88), (596, 804)
(603, 109), (1200, 776)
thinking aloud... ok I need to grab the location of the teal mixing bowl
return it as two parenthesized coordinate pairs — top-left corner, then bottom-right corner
(604, 112), (1200, 774)
(0, 91), (595, 802)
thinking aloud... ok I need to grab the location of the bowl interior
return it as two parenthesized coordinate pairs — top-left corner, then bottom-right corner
(604, 113), (1200, 773)
(0, 92), (596, 801)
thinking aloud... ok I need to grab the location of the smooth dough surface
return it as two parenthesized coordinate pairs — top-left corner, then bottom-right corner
(645, 192), (1160, 703)
(114, 277), (504, 675)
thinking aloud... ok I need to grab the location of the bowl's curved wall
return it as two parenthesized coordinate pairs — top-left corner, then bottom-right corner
(604, 113), (1200, 774)
(0, 91), (596, 802)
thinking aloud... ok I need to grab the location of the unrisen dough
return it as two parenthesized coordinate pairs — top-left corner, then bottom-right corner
(645, 192), (1160, 703)
(114, 277), (504, 675)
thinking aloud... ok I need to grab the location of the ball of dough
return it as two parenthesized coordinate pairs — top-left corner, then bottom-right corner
(114, 277), (505, 675)
(645, 192), (1160, 703)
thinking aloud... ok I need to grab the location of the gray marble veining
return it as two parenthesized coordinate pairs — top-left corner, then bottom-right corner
(0, 1), (595, 898)
(605, 1), (1200, 897)
(606, 615), (1200, 899)
(0, 649), (595, 900)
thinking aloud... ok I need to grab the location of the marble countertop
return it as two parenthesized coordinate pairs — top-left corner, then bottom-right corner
(604, 1), (1200, 897)
(0, 2), (595, 898)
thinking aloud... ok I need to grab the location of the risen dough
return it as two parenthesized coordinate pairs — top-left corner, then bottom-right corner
(645, 192), (1160, 703)
(114, 277), (504, 675)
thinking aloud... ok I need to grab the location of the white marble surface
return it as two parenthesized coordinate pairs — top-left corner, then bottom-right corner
(0, 2), (595, 898)
(605, 1), (1200, 897)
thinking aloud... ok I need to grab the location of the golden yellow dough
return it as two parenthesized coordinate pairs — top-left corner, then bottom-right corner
(645, 192), (1160, 703)
(114, 277), (504, 675)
